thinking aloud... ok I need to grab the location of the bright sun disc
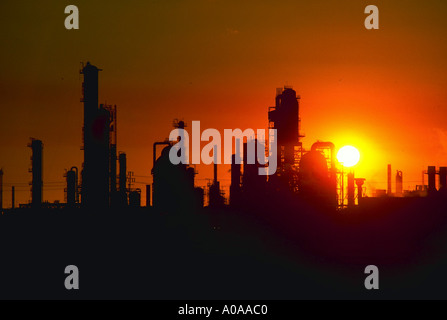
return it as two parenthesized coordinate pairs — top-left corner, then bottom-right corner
(337, 145), (360, 167)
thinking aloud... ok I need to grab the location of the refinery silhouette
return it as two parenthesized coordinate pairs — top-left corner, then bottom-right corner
(1, 62), (447, 299)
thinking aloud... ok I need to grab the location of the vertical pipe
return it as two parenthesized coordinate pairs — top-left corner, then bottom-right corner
(179, 122), (186, 164)
(70, 167), (79, 204)
(396, 170), (403, 197)
(340, 165), (344, 207)
(30, 139), (43, 208)
(243, 141), (248, 176)
(357, 183), (362, 203)
(387, 164), (392, 196)
(235, 138), (241, 164)
(347, 172), (355, 207)
(231, 154), (241, 188)
(209, 145), (221, 208)
(213, 144), (218, 184)
(81, 62), (100, 208)
(230, 154), (241, 207)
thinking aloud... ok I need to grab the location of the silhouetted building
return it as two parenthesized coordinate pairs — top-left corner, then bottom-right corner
(81, 62), (105, 207)
(269, 87), (301, 165)
(268, 87), (302, 192)
(152, 145), (199, 212)
(151, 123), (203, 213)
(29, 139), (43, 209)
(81, 62), (117, 209)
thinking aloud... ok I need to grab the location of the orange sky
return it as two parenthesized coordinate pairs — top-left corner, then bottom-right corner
(1, 0), (447, 206)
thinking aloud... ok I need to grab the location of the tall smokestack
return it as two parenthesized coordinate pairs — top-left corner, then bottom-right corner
(269, 88), (300, 166)
(29, 139), (43, 209)
(209, 145), (222, 208)
(11, 186), (15, 209)
(230, 154), (241, 207)
(81, 62), (110, 208)
(387, 164), (392, 196)
(213, 145), (218, 184)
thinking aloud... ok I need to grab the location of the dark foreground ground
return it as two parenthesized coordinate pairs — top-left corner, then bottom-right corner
(1, 195), (447, 300)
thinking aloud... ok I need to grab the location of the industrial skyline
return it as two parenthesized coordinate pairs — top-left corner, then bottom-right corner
(2, 0), (447, 300)
(0, 61), (445, 212)
(2, 1), (447, 207)
(1, 66), (446, 209)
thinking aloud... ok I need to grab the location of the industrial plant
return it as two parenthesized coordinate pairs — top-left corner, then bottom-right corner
(0, 64), (445, 215)
(1, 62), (447, 300)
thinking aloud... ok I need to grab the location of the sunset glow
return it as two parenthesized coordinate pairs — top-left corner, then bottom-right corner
(0, 1), (447, 205)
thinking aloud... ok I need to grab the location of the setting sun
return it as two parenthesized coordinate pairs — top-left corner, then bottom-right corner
(337, 145), (360, 168)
